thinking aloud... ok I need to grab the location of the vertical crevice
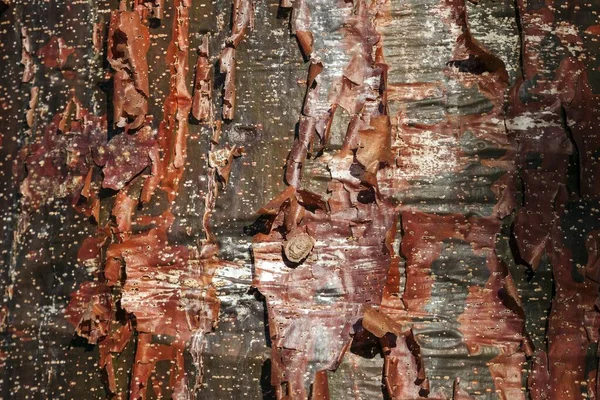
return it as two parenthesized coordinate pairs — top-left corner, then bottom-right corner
(513, 0), (526, 80)
(560, 105), (581, 198)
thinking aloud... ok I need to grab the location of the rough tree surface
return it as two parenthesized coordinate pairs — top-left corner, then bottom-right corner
(1, 0), (600, 399)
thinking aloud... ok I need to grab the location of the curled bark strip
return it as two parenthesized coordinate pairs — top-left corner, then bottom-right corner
(25, 86), (38, 129)
(381, 328), (429, 399)
(140, 0), (193, 202)
(191, 36), (212, 121)
(20, 27), (34, 83)
(361, 305), (403, 338)
(220, 47), (237, 121)
(108, 10), (150, 130)
(110, 190), (137, 241)
(285, 115), (317, 187)
(356, 115), (393, 174)
(291, 0), (312, 58)
(209, 145), (244, 185)
(227, 0), (254, 49)
(220, 0), (254, 120)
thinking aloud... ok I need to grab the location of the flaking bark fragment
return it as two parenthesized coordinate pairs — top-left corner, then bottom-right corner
(220, 0), (254, 120)
(20, 27), (34, 83)
(191, 36), (213, 122)
(107, 10), (150, 130)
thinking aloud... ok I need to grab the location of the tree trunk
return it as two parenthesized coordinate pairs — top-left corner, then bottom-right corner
(1, 0), (600, 399)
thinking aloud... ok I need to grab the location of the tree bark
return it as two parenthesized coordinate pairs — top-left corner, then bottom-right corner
(1, 0), (600, 399)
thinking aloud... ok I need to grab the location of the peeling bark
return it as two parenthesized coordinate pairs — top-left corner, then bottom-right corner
(2, 0), (600, 398)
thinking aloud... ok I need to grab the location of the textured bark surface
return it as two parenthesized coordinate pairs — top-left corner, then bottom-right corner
(1, 0), (600, 399)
